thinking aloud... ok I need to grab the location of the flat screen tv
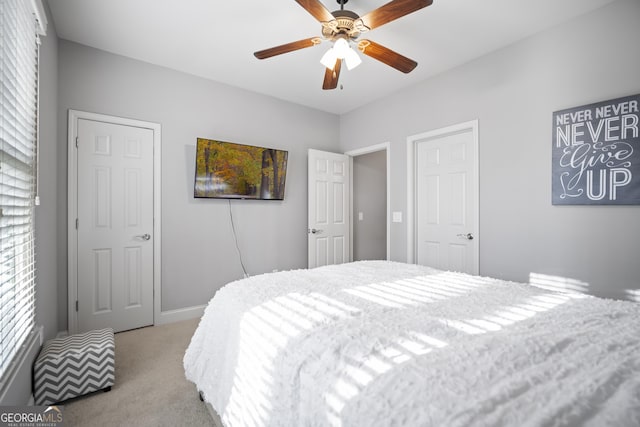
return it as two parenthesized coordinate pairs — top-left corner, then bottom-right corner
(194, 138), (288, 200)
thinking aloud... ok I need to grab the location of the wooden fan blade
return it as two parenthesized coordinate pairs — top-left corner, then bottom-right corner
(358, 39), (417, 73)
(359, 0), (432, 30)
(295, 0), (334, 23)
(254, 37), (321, 59)
(322, 59), (342, 90)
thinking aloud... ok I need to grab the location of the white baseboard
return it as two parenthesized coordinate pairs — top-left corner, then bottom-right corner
(58, 305), (205, 338)
(156, 305), (205, 325)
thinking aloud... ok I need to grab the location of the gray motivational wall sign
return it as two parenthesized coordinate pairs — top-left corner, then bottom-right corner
(552, 94), (640, 205)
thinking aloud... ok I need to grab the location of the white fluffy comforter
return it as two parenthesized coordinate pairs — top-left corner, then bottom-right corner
(184, 261), (640, 427)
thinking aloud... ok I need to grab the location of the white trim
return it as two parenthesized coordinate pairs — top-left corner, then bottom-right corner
(348, 155), (354, 263)
(67, 110), (162, 334)
(345, 142), (391, 261)
(30, 0), (47, 35)
(406, 120), (480, 271)
(157, 305), (206, 325)
(0, 326), (42, 405)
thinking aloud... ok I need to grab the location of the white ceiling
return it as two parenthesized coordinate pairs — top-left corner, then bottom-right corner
(47, 0), (616, 114)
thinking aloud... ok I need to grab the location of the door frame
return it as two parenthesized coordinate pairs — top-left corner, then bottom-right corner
(406, 120), (479, 270)
(345, 142), (391, 261)
(67, 110), (162, 334)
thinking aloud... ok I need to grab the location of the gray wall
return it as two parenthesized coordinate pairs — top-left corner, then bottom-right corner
(57, 40), (340, 326)
(339, 0), (640, 300)
(353, 151), (387, 260)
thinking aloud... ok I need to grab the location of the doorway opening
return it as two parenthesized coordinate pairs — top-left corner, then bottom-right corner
(346, 143), (390, 261)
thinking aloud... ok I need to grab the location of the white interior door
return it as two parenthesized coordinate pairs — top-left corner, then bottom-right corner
(409, 121), (479, 274)
(308, 149), (350, 268)
(76, 118), (154, 333)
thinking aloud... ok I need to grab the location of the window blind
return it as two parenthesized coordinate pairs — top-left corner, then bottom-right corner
(0, 0), (39, 381)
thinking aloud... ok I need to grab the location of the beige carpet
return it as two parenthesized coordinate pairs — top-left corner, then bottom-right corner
(63, 319), (214, 426)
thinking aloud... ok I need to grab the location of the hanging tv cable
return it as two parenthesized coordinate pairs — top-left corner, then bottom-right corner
(228, 200), (248, 278)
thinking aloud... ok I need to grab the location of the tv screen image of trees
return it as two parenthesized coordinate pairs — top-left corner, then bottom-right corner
(194, 138), (288, 200)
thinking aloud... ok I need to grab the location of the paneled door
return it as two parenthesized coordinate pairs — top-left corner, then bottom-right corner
(75, 118), (154, 332)
(308, 149), (350, 268)
(408, 121), (479, 274)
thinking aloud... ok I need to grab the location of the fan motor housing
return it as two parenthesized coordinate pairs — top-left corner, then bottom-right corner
(322, 9), (365, 40)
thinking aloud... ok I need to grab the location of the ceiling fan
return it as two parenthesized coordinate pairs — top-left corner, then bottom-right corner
(254, 0), (433, 90)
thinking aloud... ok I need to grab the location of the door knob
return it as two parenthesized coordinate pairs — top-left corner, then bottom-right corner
(456, 233), (473, 240)
(309, 228), (324, 234)
(136, 234), (151, 241)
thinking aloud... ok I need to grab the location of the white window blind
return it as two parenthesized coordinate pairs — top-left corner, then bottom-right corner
(0, 0), (40, 381)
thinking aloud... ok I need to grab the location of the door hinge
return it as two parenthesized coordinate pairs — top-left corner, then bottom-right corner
(75, 218), (79, 229)
(75, 300), (78, 312)
(75, 136), (78, 148)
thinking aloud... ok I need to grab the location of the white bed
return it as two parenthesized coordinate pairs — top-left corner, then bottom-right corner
(184, 261), (640, 427)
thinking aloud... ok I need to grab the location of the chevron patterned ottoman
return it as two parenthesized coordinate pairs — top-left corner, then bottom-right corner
(33, 328), (115, 405)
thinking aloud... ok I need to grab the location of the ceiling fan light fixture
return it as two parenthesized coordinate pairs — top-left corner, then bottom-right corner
(333, 37), (350, 57)
(320, 47), (338, 69)
(343, 47), (361, 70)
(320, 37), (361, 70)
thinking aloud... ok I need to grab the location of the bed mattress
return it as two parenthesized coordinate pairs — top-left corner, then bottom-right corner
(184, 261), (640, 426)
